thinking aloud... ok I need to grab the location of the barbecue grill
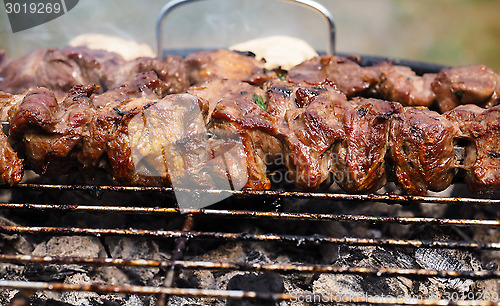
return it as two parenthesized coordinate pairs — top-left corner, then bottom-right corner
(0, 0), (499, 305)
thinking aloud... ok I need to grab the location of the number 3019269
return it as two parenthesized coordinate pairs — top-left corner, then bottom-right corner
(5, 2), (62, 14)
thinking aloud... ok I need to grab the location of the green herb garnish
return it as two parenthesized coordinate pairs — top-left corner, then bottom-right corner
(455, 90), (464, 100)
(273, 67), (288, 81)
(253, 94), (267, 111)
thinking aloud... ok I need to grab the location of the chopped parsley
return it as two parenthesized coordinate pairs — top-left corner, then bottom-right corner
(253, 94), (267, 111)
(273, 67), (288, 81)
(455, 90), (464, 100)
(277, 73), (287, 81)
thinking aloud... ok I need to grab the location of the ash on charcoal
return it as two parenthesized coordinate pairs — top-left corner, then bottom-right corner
(0, 216), (33, 255)
(171, 242), (298, 306)
(24, 236), (106, 282)
(313, 246), (420, 300)
(415, 247), (481, 292)
(103, 237), (163, 287)
(32, 234), (105, 258)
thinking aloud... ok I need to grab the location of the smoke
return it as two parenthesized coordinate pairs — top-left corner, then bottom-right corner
(1, 0), (329, 58)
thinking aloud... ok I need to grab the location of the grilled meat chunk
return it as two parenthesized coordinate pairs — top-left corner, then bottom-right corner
(0, 131), (23, 185)
(6, 72), (168, 178)
(64, 46), (188, 93)
(80, 72), (169, 172)
(0, 48), (83, 94)
(0, 91), (24, 184)
(370, 62), (436, 107)
(333, 98), (403, 193)
(185, 49), (273, 86)
(9, 85), (98, 175)
(444, 104), (484, 172)
(0, 91), (23, 122)
(92, 92), (255, 193)
(443, 104), (484, 136)
(264, 79), (298, 122)
(462, 105), (500, 194)
(187, 78), (252, 121)
(281, 86), (350, 189)
(198, 79), (282, 189)
(189, 79), (284, 135)
(0, 46), (189, 95)
(389, 107), (458, 195)
(92, 71), (169, 109)
(432, 65), (500, 113)
(90, 96), (183, 186)
(287, 55), (379, 98)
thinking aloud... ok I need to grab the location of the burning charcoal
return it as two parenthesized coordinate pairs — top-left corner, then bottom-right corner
(25, 236), (105, 282)
(226, 272), (285, 306)
(24, 264), (86, 282)
(313, 246), (433, 300)
(104, 237), (161, 286)
(0, 216), (33, 255)
(415, 248), (480, 293)
(31, 236), (106, 258)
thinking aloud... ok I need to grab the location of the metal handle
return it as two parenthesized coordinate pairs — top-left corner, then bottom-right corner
(156, 0), (335, 57)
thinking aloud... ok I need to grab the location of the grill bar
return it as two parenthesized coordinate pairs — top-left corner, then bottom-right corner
(158, 213), (194, 306)
(1, 253), (498, 280)
(0, 225), (497, 250)
(0, 280), (497, 305)
(0, 202), (498, 227)
(3, 183), (500, 205)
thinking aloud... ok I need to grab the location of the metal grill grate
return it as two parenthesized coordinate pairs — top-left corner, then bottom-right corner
(0, 183), (498, 305)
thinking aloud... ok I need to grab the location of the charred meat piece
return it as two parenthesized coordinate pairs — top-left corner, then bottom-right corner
(189, 79), (283, 164)
(185, 49), (273, 86)
(0, 131), (23, 185)
(432, 65), (500, 113)
(92, 71), (168, 109)
(9, 85), (98, 175)
(443, 104), (484, 136)
(90, 93), (255, 192)
(287, 55), (379, 98)
(0, 48), (85, 95)
(333, 98), (403, 193)
(444, 104), (484, 172)
(92, 95), (203, 186)
(187, 78), (251, 121)
(0, 91), (23, 184)
(0, 91), (23, 122)
(389, 107), (458, 195)
(0, 46), (189, 95)
(462, 105), (500, 194)
(247, 78), (351, 189)
(264, 79), (298, 122)
(80, 72), (169, 171)
(64, 46), (189, 93)
(281, 86), (350, 189)
(205, 80), (283, 189)
(7, 71), (165, 178)
(262, 78), (341, 124)
(370, 62), (436, 107)
(133, 55), (189, 94)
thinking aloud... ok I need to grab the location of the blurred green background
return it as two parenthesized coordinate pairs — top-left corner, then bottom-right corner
(1, 0), (500, 70)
